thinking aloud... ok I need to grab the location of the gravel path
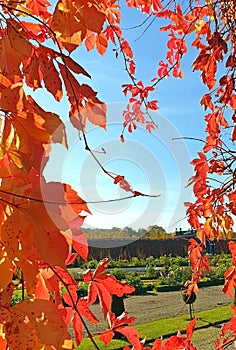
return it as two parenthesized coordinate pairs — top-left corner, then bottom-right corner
(85, 285), (231, 336)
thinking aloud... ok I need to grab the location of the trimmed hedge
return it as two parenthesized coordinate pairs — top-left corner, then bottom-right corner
(155, 279), (224, 292)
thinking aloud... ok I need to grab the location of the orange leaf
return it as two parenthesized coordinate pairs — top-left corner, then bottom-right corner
(51, 0), (85, 52)
(222, 267), (236, 299)
(35, 273), (51, 300)
(85, 30), (96, 51)
(100, 312), (140, 349)
(100, 329), (114, 345)
(96, 33), (108, 56)
(7, 20), (32, 57)
(13, 299), (73, 349)
(84, 259), (135, 318)
(63, 184), (90, 215)
(39, 55), (63, 101)
(200, 94), (214, 110)
(0, 248), (13, 291)
(76, 1), (106, 33)
(72, 312), (82, 345)
(51, 0), (105, 53)
(26, 0), (51, 20)
(85, 100), (107, 129)
(23, 52), (42, 90)
(63, 56), (91, 78)
(35, 224), (69, 267)
(1, 306), (41, 349)
(0, 83), (25, 112)
(121, 39), (133, 58)
(71, 229), (88, 261)
(0, 282), (14, 307)
(0, 34), (22, 81)
(117, 326), (141, 350)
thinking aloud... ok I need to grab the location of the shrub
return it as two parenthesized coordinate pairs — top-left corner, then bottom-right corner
(86, 259), (98, 269)
(10, 294), (22, 306)
(174, 256), (190, 266)
(145, 266), (161, 279)
(130, 257), (142, 266)
(156, 265), (192, 287)
(77, 282), (89, 298)
(126, 272), (146, 295)
(110, 268), (127, 281)
(70, 270), (83, 281)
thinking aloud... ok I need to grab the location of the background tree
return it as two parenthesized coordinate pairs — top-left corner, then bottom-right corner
(142, 225), (168, 239)
(0, 0), (235, 349)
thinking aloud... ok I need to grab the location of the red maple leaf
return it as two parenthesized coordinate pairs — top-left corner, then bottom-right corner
(62, 290), (99, 345)
(83, 258), (135, 319)
(100, 311), (141, 350)
(222, 242), (236, 298)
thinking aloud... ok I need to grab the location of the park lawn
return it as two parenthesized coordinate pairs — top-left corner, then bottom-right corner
(77, 305), (233, 350)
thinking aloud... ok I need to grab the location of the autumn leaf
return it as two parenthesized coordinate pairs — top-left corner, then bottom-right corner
(23, 51), (42, 90)
(51, 0), (106, 52)
(100, 311), (141, 350)
(0, 34), (22, 81)
(7, 19), (32, 58)
(63, 55), (91, 78)
(22, 202), (69, 267)
(96, 33), (108, 56)
(222, 242), (236, 298)
(221, 306), (236, 338)
(26, 0), (52, 20)
(85, 30), (96, 51)
(200, 94), (214, 110)
(0, 247), (13, 291)
(62, 291), (99, 346)
(121, 39), (133, 58)
(114, 175), (132, 192)
(39, 55), (63, 101)
(0, 282), (14, 306)
(222, 267), (236, 299)
(85, 100), (107, 129)
(12, 299), (73, 349)
(83, 258), (135, 318)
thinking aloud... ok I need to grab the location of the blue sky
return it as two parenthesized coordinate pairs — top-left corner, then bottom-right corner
(43, 3), (209, 232)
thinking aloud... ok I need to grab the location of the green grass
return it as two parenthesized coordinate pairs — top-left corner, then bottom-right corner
(13, 289), (23, 297)
(76, 305), (233, 350)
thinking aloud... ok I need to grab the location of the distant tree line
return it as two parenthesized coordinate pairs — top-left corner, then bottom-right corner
(83, 225), (172, 240)
(83, 225), (236, 240)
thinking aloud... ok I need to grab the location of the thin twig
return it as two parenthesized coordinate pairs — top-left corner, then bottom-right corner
(0, 189), (160, 206)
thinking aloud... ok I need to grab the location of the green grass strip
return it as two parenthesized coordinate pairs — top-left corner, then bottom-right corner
(77, 305), (233, 350)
